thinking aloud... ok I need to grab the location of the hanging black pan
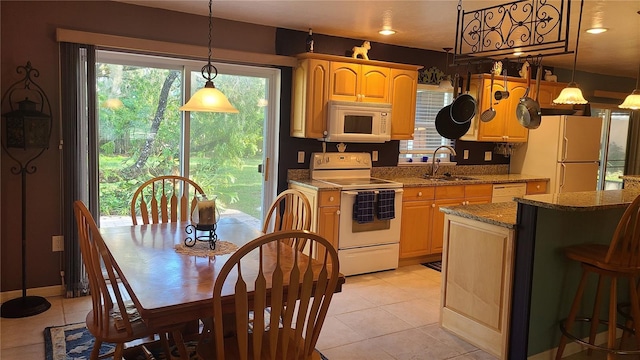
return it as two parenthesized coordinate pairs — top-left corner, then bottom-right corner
(436, 73), (471, 139)
(449, 71), (477, 124)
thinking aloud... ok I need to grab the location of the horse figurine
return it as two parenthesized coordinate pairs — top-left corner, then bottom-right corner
(352, 41), (371, 60)
(544, 69), (558, 82)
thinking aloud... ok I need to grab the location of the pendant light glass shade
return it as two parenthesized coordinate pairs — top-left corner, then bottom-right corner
(180, 81), (239, 113)
(619, 65), (640, 110)
(619, 90), (640, 110)
(553, 0), (588, 106)
(180, 0), (238, 113)
(438, 75), (454, 91)
(553, 82), (588, 104)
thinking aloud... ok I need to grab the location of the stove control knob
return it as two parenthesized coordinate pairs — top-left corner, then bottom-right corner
(356, 156), (361, 163)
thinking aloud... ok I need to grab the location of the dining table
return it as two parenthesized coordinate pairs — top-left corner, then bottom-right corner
(99, 217), (345, 330)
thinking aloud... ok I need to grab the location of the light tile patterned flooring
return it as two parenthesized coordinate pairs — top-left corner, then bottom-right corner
(0, 264), (600, 359)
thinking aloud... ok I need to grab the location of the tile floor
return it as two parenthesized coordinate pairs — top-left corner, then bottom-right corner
(0, 264), (601, 359)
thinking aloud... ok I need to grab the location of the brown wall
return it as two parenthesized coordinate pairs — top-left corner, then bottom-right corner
(0, 0), (276, 292)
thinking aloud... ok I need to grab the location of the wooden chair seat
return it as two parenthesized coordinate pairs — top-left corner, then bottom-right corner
(198, 330), (324, 360)
(564, 244), (640, 274)
(74, 200), (189, 360)
(556, 194), (640, 359)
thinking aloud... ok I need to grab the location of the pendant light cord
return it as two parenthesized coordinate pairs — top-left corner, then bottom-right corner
(208, 0), (212, 67)
(570, 0), (585, 84)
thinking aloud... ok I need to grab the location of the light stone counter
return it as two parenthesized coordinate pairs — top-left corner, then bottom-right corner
(514, 188), (640, 211)
(439, 202), (517, 229)
(390, 173), (548, 187)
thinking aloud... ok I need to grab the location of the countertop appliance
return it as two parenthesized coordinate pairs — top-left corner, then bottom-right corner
(325, 101), (392, 143)
(510, 115), (603, 193)
(311, 152), (403, 276)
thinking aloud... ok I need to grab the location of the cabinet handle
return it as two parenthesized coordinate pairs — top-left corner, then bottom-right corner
(418, 191), (422, 197)
(336, 210), (341, 215)
(431, 204), (435, 208)
(536, 185), (540, 189)
(329, 196), (334, 201)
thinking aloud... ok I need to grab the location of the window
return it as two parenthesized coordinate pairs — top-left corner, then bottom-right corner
(399, 84), (454, 163)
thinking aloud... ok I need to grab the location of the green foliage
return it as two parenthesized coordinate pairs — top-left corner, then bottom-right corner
(96, 62), (266, 220)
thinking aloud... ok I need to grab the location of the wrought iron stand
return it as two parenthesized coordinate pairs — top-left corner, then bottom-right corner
(1, 62), (52, 318)
(184, 223), (218, 250)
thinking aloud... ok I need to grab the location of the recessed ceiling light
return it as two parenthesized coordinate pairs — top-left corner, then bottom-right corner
(379, 29), (396, 35)
(586, 27), (608, 34)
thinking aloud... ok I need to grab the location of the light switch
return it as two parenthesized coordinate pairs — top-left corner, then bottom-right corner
(372, 151), (378, 162)
(297, 151), (305, 163)
(484, 151), (492, 161)
(463, 150), (469, 159)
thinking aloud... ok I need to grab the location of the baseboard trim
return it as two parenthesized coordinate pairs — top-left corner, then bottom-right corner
(528, 329), (623, 359)
(1, 285), (65, 303)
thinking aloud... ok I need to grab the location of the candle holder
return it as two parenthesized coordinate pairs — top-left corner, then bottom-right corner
(184, 194), (220, 250)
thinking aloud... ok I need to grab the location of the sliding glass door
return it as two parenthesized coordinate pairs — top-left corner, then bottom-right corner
(95, 50), (279, 228)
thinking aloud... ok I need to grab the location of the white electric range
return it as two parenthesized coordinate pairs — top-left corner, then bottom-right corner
(310, 152), (403, 276)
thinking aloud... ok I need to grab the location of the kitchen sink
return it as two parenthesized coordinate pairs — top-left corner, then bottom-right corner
(423, 175), (478, 181)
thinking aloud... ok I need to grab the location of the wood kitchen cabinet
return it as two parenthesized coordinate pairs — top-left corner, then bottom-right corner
(462, 74), (528, 142)
(389, 68), (418, 140)
(291, 58), (330, 139)
(400, 187), (436, 258)
(290, 53), (422, 140)
(329, 62), (389, 103)
(401, 184), (491, 258)
(441, 214), (515, 359)
(288, 184), (340, 250)
(526, 180), (548, 195)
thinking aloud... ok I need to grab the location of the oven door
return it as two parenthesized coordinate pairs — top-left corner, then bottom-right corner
(339, 189), (403, 249)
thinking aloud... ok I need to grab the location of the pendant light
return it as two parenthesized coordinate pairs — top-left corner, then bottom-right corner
(180, 0), (238, 113)
(553, 0), (588, 105)
(619, 64), (640, 110)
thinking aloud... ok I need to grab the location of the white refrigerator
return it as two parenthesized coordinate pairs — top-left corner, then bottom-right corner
(510, 115), (603, 193)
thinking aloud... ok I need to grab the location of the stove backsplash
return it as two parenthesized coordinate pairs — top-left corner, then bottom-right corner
(287, 164), (509, 181)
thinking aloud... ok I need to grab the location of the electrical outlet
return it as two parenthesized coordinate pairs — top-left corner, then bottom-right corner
(372, 151), (378, 162)
(297, 151), (305, 163)
(463, 150), (469, 159)
(484, 151), (492, 161)
(52, 236), (64, 252)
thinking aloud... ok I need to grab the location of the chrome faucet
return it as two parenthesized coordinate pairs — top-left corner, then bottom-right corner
(431, 145), (457, 177)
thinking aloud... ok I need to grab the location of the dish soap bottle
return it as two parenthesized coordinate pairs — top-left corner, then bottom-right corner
(306, 28), (314, 53)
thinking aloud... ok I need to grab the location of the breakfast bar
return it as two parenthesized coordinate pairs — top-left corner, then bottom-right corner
(439, 188), (640, 359)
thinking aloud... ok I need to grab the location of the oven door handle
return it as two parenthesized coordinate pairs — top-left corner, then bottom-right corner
(342, 189), (404, 196)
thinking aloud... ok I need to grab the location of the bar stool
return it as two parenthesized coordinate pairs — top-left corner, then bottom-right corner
(556, 194), (640, 359)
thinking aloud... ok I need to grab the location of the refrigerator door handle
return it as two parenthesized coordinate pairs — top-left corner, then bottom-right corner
(560, 163), (566, 192)
(562, 135), (568, 161)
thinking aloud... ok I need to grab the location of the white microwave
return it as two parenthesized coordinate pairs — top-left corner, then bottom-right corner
(325, 100), (392, 143)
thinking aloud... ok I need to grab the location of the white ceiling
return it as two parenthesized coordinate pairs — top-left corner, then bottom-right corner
(117, 0), (639, 79)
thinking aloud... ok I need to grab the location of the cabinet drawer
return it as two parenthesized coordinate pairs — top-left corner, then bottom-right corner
(435, 185), (465, 199)
(526, 181), (548, 195)
(403, 187), (435, 201)
(465, 184), (493, 198)
(319, 190), (340, 206)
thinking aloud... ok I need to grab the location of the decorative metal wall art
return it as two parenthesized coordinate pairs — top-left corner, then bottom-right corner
(454, 0), (576, 63)
(419, 66), (446, 85)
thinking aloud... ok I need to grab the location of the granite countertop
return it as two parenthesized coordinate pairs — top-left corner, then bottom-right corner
(391, 173), (548, 187)
(439, 202), (517, 229)
(621, 175), (640, 182)
(515, 188), (640, 211)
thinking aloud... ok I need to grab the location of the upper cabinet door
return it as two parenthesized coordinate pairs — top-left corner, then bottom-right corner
(504, 82), (529, 142)
(360, 65), (390, 103)
(291, 58), (329, 139)
(329, 62), (360, 101)
(389, 69), (418, 140)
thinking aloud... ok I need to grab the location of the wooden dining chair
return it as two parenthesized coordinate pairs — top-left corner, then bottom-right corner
(197, 230), (340, 360)
(262, 190), (312, 250)
(555, 194), (640, 359)
(74, 200), (189, 360)
(130, 175), (205, 225)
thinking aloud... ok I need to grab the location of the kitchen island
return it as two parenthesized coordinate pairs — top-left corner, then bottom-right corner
(439, 188), (640, 359)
